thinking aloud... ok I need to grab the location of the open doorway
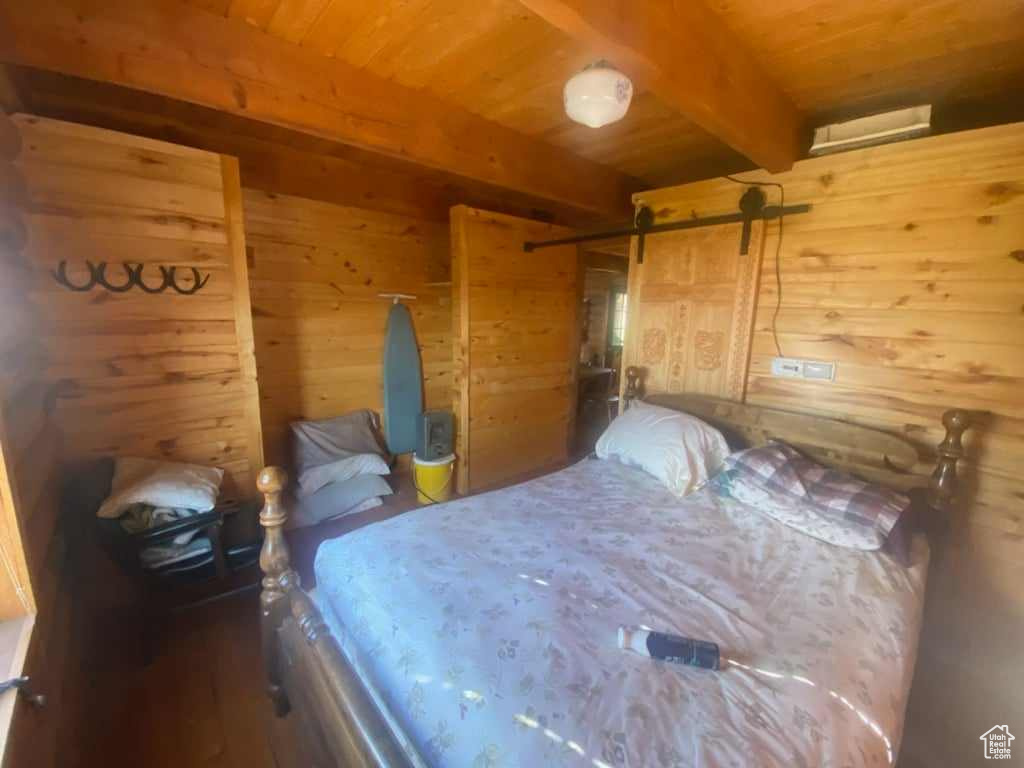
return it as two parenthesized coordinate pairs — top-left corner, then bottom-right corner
(575, 244), (629, 455)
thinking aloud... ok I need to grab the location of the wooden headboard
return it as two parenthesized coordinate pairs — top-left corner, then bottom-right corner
(646, 393), (920, 487)
(625, 368), (972, 517)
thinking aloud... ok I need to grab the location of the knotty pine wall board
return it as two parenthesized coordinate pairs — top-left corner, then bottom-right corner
(631, 121), (1024, 768)
(450, 206), (579, 494)
(242, 189), (452, 468)
(15, 115), (262, 495)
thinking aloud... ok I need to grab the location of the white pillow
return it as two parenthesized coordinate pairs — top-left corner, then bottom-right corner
(97, 457), (224, 519)
(595, 402), (730, 497)
(297, 453), (390, 498)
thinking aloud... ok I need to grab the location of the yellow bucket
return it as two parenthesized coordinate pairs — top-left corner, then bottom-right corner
(413, 453), (455, 504)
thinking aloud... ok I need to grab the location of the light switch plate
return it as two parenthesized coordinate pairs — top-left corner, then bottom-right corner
(770, 357), (804, 378)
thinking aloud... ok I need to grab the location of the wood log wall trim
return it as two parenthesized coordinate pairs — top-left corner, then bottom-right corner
(630, 121), (1024, 768)
(242, 189), (452, 469)
(15, 115), (263, 495)
(450, 206), (579, 494)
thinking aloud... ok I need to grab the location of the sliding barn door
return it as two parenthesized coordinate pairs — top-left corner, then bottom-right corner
(622, 220), (766, 401)
(450, 206), (579, 494)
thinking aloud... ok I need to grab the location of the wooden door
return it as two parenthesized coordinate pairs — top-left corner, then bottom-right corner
(622, 220), (766, 401)
(450, 206), (579, 494)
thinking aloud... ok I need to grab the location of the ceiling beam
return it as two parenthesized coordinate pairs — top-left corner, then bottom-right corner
(0, 0), (640, 220)
(24, 87), (568, 224)
(15, 68), (601, 225)
(31, 92), (455, 222)
(517, 0), (804, 173)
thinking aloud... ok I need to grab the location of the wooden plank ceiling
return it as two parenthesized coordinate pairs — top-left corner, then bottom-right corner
(185, 0), (1024, 182)
(2, 0), (1023, 217)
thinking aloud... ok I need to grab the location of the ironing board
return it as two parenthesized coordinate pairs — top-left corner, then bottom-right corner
(382, 300), (423, 454)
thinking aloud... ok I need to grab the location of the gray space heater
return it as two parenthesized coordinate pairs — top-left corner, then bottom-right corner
(416, 410), (454, 460)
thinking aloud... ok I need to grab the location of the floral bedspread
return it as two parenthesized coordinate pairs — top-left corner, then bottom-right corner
(314, 458), (927, 768)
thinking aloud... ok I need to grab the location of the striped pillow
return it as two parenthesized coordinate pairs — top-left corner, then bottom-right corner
(711, 441), (910, 550)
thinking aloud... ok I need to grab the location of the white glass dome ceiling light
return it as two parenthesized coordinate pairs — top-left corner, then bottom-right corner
(563, 61), (633, 129)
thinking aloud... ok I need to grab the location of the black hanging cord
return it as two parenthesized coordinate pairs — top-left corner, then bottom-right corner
(724, 174), (786, 358)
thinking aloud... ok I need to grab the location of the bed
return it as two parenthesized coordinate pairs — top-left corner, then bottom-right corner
(256, 393), (972, 768)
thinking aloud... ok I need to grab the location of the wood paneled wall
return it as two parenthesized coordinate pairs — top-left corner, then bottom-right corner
(15, 116), (263, 496)
(451, 206), (579, 494)
(243, 190), (452, 468)
(631, 122), (1024, 767)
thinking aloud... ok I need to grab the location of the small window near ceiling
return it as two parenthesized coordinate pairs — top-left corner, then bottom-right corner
(608, 291), (628, 347)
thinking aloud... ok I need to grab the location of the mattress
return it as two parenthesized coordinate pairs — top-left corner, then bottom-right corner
(314, 457), (928, 767)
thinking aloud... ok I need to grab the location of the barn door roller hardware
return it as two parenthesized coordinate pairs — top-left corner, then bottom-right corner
(523, 188), (812, 263)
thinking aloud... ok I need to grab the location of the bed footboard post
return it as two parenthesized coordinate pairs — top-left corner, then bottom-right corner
(258, 466), (296, 717)
(929, 409), (972, 513)
(623, 366), (644, 409)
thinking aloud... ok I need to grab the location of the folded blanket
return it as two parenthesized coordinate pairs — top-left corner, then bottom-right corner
(119, 503), (202, 545)
(119, 502), (213, 569)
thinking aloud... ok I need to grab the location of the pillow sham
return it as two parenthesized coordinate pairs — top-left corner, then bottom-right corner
(291, 473), (393, 529)
(97, 457), (224, 519)
(297, 452), (391, 498)
(595, 402), (730, 497)
(711, 441), (910, 550)
(291, 410), (388, 477)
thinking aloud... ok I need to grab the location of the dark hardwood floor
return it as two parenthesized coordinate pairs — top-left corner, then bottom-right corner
(78, 466), (573, 767)
(84, 591), (301, 768)
(80, 475), (430, 768)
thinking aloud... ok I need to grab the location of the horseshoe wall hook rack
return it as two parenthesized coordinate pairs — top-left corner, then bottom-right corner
(52, 260), (211, 295)
(53, 260), (97, 292)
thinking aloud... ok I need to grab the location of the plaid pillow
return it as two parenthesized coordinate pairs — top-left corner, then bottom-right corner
(712, 441), (910, 548)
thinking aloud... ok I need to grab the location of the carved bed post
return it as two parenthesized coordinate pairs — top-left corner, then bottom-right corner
(258, 466), (296, 717)
(928, 409), (972, 514)
(623, 366), (645, 409)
